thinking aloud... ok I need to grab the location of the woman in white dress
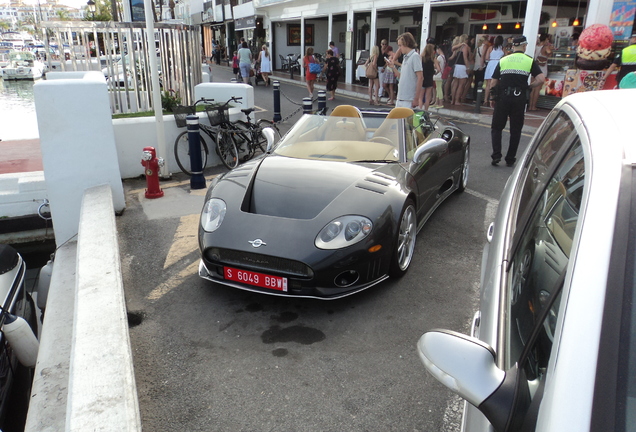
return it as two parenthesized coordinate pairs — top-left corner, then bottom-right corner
(257, 45), (272, 86)
(483, 35), (504, 106)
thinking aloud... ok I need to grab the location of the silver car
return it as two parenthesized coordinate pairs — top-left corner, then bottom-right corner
(417, 89), (636, 432)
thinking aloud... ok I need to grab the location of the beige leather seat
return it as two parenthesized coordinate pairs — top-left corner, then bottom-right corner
(322, 105), (367, 141)
(371, 107), (415, 144)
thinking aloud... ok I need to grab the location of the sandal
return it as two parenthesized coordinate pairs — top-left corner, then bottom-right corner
(369, 100), (374, 105)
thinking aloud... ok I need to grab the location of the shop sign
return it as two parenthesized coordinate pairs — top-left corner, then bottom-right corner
(470, 9), (497, 21)
(609, 0), (636, 41)
(235, 16), (256, 30)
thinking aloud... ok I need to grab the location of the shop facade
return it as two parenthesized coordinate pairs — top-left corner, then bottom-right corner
(197, 0), (632, 100)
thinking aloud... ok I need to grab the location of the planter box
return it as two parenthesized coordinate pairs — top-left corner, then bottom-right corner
(112, 107), (243, 179)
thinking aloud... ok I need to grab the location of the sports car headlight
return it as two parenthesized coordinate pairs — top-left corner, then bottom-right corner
(200, 198), (226, 232)
(315, 216), (372, 249)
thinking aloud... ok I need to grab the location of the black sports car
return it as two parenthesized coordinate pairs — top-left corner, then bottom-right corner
(198, 105), (470, 299)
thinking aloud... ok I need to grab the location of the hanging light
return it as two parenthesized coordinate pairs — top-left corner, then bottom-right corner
(572, 0), (581, 26)
(515, 22), (521, 29)
(482, 3), (489, 31)
(514, 3), (521, 29)
(552, 0), (560, 28)
(483, 23), (489, 30)
(497, 23), (502, 30)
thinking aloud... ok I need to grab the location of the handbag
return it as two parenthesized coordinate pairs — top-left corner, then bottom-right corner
(365, 57), (378, 79)
(309, 62), (321, 74)
(442, 65), (452, 80)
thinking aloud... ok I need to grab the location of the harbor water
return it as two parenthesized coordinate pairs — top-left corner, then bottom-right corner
(0, 79), (39, 141)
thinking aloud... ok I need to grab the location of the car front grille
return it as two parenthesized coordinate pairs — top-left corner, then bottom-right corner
(204, 248), (313, 278)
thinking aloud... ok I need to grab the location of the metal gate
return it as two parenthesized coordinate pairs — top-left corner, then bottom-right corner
(40, 21), (202, 114)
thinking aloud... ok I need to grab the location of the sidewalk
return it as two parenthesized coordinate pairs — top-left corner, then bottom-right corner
(255, 64), (549, 134)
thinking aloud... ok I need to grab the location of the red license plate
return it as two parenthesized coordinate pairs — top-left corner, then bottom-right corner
(224, 267), (288, 292)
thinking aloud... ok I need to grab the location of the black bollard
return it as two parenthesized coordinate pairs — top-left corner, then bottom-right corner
(186, 115), (206, 190)
(317, 90), (326, 113)
(273, 80), (282, 122)
(474, 81), (484, 114)
(303, 97), (313, 115)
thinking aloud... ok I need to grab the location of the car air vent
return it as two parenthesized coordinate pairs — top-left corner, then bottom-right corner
(441, 129), (454, 142)
(223, 164), (253, 180)
(355, 174), (392, 195)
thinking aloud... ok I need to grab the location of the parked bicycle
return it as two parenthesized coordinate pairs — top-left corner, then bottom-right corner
(231, 108), (282, 160)
(173, 97), (242, 172)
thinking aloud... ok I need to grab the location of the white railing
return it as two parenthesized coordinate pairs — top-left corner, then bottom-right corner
(40, 21), (202, 114)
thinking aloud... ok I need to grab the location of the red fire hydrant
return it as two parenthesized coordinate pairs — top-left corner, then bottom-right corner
(141, 147), (164, 199)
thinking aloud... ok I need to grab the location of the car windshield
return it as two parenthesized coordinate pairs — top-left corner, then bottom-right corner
(273, 114), (408, 163)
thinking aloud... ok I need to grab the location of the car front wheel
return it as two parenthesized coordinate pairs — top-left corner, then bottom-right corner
(390, 200), (417, 277)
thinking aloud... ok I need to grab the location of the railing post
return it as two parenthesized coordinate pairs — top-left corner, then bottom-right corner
(303, 97), (313, 115)
(317, 90), (326, 113)
(474, 81), (484, 114)
(273, 80), (282, 122)
(187, 115), (206, 190)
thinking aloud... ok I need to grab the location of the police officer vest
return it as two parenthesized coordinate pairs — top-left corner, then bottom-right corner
(499, 52), (533, 77)
(623, 44), (636, 66)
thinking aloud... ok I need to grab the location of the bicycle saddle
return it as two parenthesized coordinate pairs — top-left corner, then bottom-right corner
(241, 108), (255, 116)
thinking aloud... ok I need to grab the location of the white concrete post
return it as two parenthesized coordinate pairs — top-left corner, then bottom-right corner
(33, 71), (125, 247)
(585, 0), (614, 27)
(301, 16), (305, 78)
(370, 7), (377, 49)
(524, 0), (544, 66)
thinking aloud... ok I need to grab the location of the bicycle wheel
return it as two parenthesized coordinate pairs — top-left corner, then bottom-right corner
(256, 119), (282, 153)
(216, 128), (240, 169)
(174, 131), (210, 176)
(231, 122), (255, 161)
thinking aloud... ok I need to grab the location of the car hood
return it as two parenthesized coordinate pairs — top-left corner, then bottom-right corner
(237, 155), (400, 220)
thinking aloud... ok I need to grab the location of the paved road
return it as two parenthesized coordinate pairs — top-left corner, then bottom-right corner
(118, 68), (535, 431)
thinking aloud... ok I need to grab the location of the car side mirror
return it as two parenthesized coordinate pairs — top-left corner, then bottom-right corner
(263, 127), (276, 153)
(417, 330), (532, 432)
(417, 330), (504, 407)
(413, 138), (448, 164)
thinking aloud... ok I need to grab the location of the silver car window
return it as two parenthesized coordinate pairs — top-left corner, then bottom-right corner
(515, 112), (576, 234)
(506, 139), (585, 382)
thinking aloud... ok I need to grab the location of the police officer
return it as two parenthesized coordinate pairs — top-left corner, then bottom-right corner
(603, 33), (636, 88)
(489, 35), (545, 167)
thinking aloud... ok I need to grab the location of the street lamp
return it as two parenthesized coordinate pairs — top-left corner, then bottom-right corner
(87, 0), (96, 19)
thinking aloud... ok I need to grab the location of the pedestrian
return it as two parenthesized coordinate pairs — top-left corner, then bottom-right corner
(211, 39), (220, 65)
(484, 36), (504, 106)
(238, 41), (252, 85)
(377, 40), (389, 100)
(257, 44), (271, 86)
(232, 50), (240, 81)
(432, 45), (446, 107)
(472, 36), (489, 102)
(489, 36), (545, 167)
(385, 32), (423, 108)
(461, 35), (476, 103)
(529, 34), (553, 110)
(323, 49), (340, 100)
(303, 47), (318, 96)
(382, 45), (396, 105)
(365, 46), (381, 105)
(451, 34), (470, 105)
(419, 43), (438, 110)
(603, 33), (636, 89)
(329, 41), (339, 58)
(443, 42), (455, 103)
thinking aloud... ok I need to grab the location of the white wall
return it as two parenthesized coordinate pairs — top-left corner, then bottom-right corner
(33, 71), (125, 247)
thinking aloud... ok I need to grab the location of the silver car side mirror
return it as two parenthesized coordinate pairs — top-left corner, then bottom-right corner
(417, 330), (505, 407)
(413, 138), (448, 164)
(263, 127), (276, 153)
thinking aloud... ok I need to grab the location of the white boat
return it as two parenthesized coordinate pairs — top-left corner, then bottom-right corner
(1, 51), (47, 80)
